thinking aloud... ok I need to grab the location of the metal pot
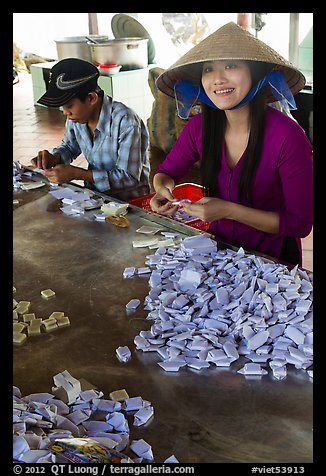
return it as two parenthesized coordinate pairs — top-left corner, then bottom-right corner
(88, 38), (148, 70)
(55, 36), (109, 62)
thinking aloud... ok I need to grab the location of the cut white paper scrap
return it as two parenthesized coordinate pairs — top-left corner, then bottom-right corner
(126, 299), (141, 310)
(19, 449), (51, 463)
(23, 393), (54, 403)
(178, 269), (203, 292)
(66, 409), (91, 426)
(136, 225), (163, 234)
(137, 267), (151, 275)
(247, 331), (270, 351)
(94, 213), (107, 221)
(47, 430), (72, 441)
(93, 398), (121, 413)
(185, 357), (210, 370)
(172, 199), (192, 205)
(78, 389), (103, 403)
(106, 412), (129, 432)
(116, 346), (132, 363)
(123, 267), (135, 278)
(237, 363), (268, 375)
(157, 360), (187, 372)
(285, 325), (305, 346)
(161, 231), (180, 239)
(13, 435), (30, 460)
(49, 188), (92, 201)
(82, 420), (113, 433)
(133, 406), (154, 426)
(60, 205), (84, 216)
(271, 365), (287, 380)
(62, 198), (75, 205)
(133, 236), (159, 248)
(20, 181), (46, 191)
(164, 455), (180, 463)
(55, 415), (79, 436)
(124, 396), (143, 411)
(156, 239), (176, 248)
(91, 436), (119, 449)
(130, 439), (154, 461)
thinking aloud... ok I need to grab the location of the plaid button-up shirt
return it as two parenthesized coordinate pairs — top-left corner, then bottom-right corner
(53, 95), (150, 201)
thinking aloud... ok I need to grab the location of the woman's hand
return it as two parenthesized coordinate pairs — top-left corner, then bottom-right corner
(182, 197), (230, 221)
(183, 197), (280, 234)
(149, 186), (179, 217)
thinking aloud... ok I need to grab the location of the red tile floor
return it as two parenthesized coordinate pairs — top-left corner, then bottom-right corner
(13, 71), (313, 271)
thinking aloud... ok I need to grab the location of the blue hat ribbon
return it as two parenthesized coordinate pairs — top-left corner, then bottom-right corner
(174, 69), (296, 119)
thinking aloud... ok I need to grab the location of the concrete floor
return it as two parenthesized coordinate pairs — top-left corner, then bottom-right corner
(13, 71), (313, 271)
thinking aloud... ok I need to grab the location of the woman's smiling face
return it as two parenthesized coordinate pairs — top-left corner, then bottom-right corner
(201, 60), (252, 110)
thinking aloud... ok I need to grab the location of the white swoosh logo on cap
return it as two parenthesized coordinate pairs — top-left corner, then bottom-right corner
(56, 72), (98, 90)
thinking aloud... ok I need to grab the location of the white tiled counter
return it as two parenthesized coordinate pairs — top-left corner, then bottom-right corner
(30, 62), (154, 121)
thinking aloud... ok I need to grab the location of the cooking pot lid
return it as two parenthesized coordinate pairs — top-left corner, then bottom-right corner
(111, 14), (155, 64)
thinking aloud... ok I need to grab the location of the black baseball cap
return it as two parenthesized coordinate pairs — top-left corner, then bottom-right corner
(37, 58), (100, 107)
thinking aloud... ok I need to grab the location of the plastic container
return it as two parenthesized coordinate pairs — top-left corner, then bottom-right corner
(128, 183), (210, 232)
(97, 63), (121, 75)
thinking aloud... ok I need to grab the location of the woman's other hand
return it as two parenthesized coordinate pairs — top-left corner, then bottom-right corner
(182, 197), (230, 222)
(149, 186), (179, 216)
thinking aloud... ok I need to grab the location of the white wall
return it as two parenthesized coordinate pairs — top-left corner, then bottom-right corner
(13, 13), (89, 58)
(13, 13), (313, 66)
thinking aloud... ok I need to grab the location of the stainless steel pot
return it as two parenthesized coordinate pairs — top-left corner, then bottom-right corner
(55, 36), (109, 62)
(88, 38), (148, 70)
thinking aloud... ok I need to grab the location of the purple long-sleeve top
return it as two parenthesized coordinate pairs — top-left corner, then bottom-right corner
(156, 106), (313, 265)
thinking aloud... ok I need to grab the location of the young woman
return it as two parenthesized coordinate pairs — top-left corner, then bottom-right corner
(150, 22), (313, 267)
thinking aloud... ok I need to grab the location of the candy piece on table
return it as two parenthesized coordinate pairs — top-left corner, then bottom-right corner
(49, 312), (65, 320)
(13, 322), (26, 333)
(109, 389), (130, 402)
(16, 301), (31, 314)
(41, 289), (56, 299)
(41, 318), (58, 332)
(23, 313), (36, 323)
(13, 331), (27, 345)
(55, 316), (71, 328)
(101, 202), (129, 216)
(28, 318), (42, 336)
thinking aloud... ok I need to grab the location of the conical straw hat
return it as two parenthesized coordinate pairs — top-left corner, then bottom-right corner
(156, 22), (305, 103)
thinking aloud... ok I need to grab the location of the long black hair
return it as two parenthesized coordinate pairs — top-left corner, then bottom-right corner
(200, 61), (273, 204)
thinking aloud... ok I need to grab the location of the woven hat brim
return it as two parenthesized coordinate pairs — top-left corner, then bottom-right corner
(156, 22), (306, 103)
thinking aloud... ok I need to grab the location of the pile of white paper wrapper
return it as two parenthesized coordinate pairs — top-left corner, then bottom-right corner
(124, 234), (313, 380)
(13, 370), (178, 463)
